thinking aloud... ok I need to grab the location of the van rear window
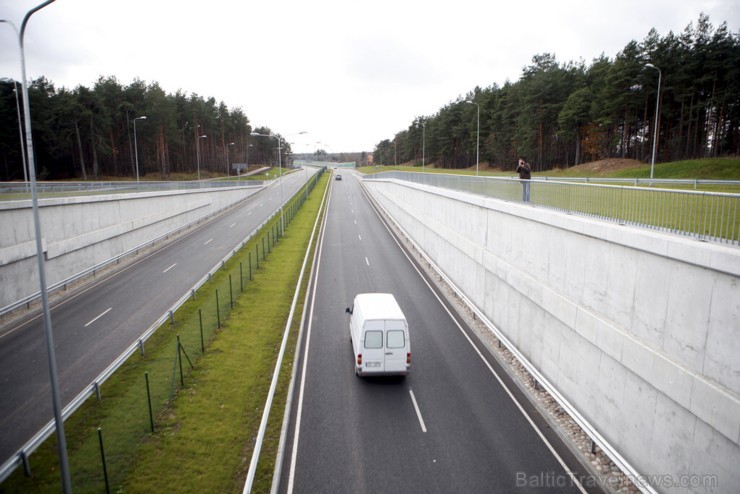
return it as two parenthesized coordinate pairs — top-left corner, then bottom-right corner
(364, 330), (383, 349)
(387, 330), (405, 349)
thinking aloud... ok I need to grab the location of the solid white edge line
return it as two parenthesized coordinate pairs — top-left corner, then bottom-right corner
(84, 307), (112, 328)
(409, 389), (427, 433)
(286, 178), (332, 493)
(163, 263), (177, 273)
(365, 185), (588, 494)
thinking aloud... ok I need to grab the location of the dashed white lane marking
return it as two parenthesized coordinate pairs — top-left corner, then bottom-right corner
(409, 389), (427, 433)
(163, 263), (177, 273)
(204, 238), (213, 245)
(365, 257), (370, 266)
(85, 307), (112, 328)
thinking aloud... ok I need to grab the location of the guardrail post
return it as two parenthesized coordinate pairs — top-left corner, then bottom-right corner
(21, 451), (31, 477)
(139, 339), (145, 356)
(191, 289), (196, 301)
(94, 381), (102, 401)
(169, 310), (175, 325)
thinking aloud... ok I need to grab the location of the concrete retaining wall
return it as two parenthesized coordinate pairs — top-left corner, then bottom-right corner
(365, 178), (740, 494)
(0, 185), (261, 309)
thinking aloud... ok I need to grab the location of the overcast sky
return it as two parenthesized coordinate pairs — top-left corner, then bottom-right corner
(1, 0), (738, 154)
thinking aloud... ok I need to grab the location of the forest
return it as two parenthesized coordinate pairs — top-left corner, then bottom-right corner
(0, 77), (286, 181)
(0, 14), (738, 180)
(374, 14), (739, 171)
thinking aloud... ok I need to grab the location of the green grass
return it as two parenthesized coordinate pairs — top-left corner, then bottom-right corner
(0, 172), (328, 494)
(610, 158), (740, 180)
(360, 157), (740, 181)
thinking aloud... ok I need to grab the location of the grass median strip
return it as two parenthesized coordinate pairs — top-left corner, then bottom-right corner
(2, 172), (328, 494)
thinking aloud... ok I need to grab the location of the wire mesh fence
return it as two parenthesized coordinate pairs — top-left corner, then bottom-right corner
(368, 171), (740, 246)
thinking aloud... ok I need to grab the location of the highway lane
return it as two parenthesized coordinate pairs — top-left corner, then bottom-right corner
(280, 171), (601, 493)
(0, 170), (317, 465)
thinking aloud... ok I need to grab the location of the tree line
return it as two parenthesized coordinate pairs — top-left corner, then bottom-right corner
(0, 76), (296, 181)
(374, 14), (739, 171)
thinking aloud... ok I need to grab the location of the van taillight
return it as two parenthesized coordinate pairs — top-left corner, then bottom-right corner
(407, 352), (411, 364)
(357, 354), (362, 365)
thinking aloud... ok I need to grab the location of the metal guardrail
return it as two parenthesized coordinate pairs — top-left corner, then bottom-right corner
(0, 184), (264, 318)
(369, 172), (740, 246)
(0, 179), (264, 195)
(0, 171), (323, 484)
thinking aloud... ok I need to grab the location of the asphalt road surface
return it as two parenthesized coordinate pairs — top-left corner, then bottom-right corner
(278, 171), (602, 493)
(0, 170), (317, 466)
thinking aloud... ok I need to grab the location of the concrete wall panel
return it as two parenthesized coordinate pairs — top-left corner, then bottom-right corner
(0, 186), (259, 309)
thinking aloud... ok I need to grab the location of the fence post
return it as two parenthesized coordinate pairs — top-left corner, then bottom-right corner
(240, 262), (244, 292)
(145, 372), (154, 433)
(177, 334), (184, 387)
(98, 428), (110, 494)
(216, 289), (221, 328)
(229, 274), (234, 308)
(199, 309), (204, 352)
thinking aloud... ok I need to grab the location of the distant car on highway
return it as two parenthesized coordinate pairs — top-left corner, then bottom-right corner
(335, 174), (342, 180)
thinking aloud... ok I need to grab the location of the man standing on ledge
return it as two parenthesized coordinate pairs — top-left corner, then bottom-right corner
(516, 158), (532, 202)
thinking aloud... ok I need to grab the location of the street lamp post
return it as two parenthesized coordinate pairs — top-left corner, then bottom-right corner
(12, 83), (29, 188)
(196, 134), (207, 181)
(421, 120), (426, 170)
(226, 142), (235, 177)
(465, 100), (480, 176)
(133, 116), (146, 184)
(645, 63), (662, 185)
(2, 2), (72, 493)
(250, 131), (306, 236)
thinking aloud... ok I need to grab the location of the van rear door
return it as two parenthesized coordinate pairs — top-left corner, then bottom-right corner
(362, 321), (385, 373)
(383, 320), (407, 374)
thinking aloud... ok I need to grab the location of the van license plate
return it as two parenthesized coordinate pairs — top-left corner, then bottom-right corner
(366, 362), (381, 368)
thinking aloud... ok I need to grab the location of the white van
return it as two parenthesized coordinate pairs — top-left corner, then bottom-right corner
(346, 293), (410, 377)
